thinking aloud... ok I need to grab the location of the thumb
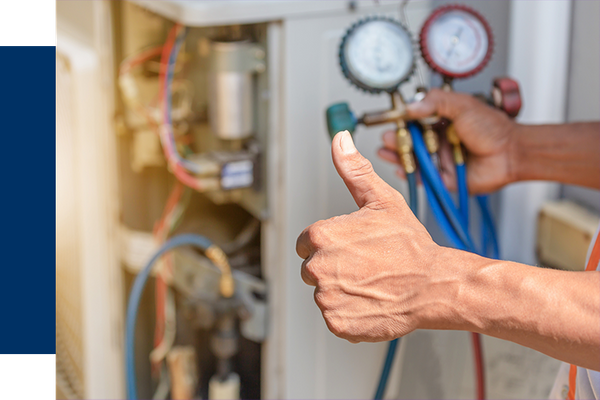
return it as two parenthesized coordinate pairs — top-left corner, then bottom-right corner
(406, 88), (479, 120)
(332, 131), (395, 209)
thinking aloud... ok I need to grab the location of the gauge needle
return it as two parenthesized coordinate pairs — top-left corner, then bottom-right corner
(446, 26), (464, 58)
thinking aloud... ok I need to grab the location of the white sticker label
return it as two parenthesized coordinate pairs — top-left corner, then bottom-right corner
(221, 160), (254, 190)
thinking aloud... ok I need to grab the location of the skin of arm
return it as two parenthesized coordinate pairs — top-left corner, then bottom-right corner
(297, 129), (600, 372)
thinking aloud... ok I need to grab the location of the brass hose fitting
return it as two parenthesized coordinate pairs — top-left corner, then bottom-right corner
(396, 124), (416, 174)
(446, 124), (464, 165)
(423, 126), (439, 155)
(205, 245), (235, 298)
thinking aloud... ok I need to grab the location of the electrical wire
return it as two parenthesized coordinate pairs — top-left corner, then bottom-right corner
(373, 173), (418, 400)
(126, 234), (213, 400)
(119, 45), (164, 129)
(157, 25), (217, 191)
(152, 182), (188, 373)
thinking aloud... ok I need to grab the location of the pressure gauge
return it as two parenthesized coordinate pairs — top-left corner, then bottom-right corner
(340, 17), (415, 93)
(420, 5), (493, 79)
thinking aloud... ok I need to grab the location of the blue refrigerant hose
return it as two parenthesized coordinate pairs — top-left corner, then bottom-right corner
(456, 163), (469, 229)
(477, 195), (500, 259)
(373, 171), (418, 400)
(125, 234), (213, 400)
(422, 175), (467, 250)
(408, 123), (477, 252)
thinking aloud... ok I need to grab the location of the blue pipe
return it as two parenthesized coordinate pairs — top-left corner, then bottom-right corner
(126, 234), (213, 400)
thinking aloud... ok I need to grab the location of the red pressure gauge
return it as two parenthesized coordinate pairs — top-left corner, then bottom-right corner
(420, 5), (494, 79)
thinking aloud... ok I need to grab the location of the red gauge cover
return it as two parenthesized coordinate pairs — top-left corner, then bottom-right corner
(493, 77), (522, 118)
(420, 4), (494, 79)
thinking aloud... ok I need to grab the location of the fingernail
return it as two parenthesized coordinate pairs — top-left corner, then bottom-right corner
(339, 130), (356, 154)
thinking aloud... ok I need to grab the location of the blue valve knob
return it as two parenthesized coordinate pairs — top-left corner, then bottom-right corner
(325, 103), (357, 140)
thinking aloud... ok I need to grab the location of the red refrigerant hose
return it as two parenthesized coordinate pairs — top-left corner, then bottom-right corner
(471, 332), (486, 400)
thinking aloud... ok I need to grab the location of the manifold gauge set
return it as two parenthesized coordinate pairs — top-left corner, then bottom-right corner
(339, 4), (493, 95)
(326, 3), (521, 141)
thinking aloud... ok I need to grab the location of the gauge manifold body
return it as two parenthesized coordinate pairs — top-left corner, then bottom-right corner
(339, 16), (415, 93)
(420, 4), (494, 79)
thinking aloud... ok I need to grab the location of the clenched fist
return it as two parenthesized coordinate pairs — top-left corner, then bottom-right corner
(296, 131), (475, 343)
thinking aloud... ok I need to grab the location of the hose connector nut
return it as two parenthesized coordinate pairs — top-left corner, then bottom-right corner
(423, 127), (439, 154)
(396, 126), (416, 174)
(446, 125), (465, 165)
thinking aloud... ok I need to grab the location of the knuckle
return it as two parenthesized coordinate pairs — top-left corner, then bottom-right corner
(303, 258), (321, 281)
(306, 221), (328, 247)
(326, 317), (347, 338)
(347, 156), (374, 179)
(313, 289), (329, 309)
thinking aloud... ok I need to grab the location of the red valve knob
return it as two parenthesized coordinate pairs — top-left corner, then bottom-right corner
(492, 77), (522, 118)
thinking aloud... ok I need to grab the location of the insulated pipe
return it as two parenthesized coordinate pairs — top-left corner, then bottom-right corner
(126, 234), (213, 400)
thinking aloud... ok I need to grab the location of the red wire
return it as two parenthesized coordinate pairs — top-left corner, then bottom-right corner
(151, 181), (185, 375)
(120, 46), (165, 129)
(157, 24), (204, 192)
(153, 181), (185, 237)
(119, 46), (163, 75)
(471, 332), (486, 400)
(158, 25), (179, 110)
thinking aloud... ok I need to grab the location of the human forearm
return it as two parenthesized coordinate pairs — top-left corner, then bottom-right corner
(511, 122), (600, 189)
(428, 248), (600, 371)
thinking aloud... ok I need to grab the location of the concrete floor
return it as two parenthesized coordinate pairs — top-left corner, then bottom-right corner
(395, 330), (562, 399)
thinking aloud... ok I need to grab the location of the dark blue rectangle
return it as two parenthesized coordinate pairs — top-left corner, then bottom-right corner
(0, 46), (56, 354)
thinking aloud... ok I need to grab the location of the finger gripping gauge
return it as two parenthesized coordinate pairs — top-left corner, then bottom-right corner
(420, 4), (494, 79)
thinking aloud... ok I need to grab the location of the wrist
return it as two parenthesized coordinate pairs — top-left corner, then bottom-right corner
(506, 121), (525, 185)
(414, 247), (492, 332)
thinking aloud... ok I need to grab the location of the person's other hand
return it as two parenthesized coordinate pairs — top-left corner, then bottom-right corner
(377, 88), (518, 194)
(296, 131), (471, 343)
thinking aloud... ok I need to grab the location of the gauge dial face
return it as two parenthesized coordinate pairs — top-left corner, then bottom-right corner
(342, 19), (414, 92)
(421, 6), (493, 78)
